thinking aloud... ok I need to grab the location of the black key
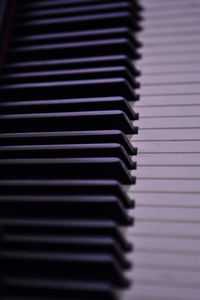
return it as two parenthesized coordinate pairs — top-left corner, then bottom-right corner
(0, 78), (138, 100)
(3, 234), (130, 268)
(0, 130), (136, 155)
(1, 66), (139, 88)
(7, 38), (140, 61)
(14, 12), (141, 35)
(17, 2), (141, 21)
(0, 143), (136, 170)
(1, 219), (131, 251)
(0, 179), (134, 208)
(3, 54), (140, 76)
(4, 277), (118, 300)
(2, 251), (129, 286)
(0, 97), (138, 120)
(0, 194), (133, 225)
(0, 157), (135, 184)
(11, 27), (141, 48)
(0, 110), (136, 133)
(19, 0), (142, 12)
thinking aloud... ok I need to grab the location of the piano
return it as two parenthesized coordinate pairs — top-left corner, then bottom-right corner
(0, 0), (200, 299)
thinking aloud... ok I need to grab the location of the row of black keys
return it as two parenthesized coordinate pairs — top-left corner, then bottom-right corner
(0, 0), (142, 299)
(1, 180), (133, 300)
(14, 1), (142, 35)
(0, 58), (140, 100)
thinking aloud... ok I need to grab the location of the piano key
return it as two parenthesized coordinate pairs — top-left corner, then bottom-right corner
(3, 54), (140, 75)
(0, 179), (133, 208)
(138, 63), (200, 75)
(4, 234), (130, 268)
(0, 219), (131, 251)
(132, 268), (200, 291)
(142, 33), (200, 46)
(14, 12), (141, 35)
(143, 14), (200, 28)
(143, 6), (200, 19)
(130, 193), (200, 208)
(141, 44), (200, 57)
(134, 105), (200, 117)
(133, 206), (200, 223)
(130, 232), (200, 255)
(7, 38), (140, 61)
(0, 78), (138, 100)
(0, 97), (137, 120)
(139, 83), (200, 96)
(134, 128), (200, 141)
(124, 283), (200, 300)
(138, 52), (200, 65)
(1, 66), (139, 89)
(19, 0), (141, 11)
(17, 2), (141, 21)
(129, 179), (200, 193)
(140, 73), (200, 86)
(131, 236), (200, 256)
(136, 153), (200, 165)
(0, 143), (136, 169)
(133, 94), (200, 106)
(4, 277), (118, 300)
(11, 27), (141, 48)
(130, 252), (200, 272)
(0, 194), (133, 225)
(0, 130), (136, 155)
(142, 24), (200, 38)
(2, 251), (129, 286)
(133, 140), (200, 153)
(142, 0), (200, 8)
(18, 0), (142, 12)
(0, 157), (135, 184)
(133, 166), (200, 180)
(135, 116), (200, 129)
(128, 220), (200, 239)
(0, 111), (136, 133)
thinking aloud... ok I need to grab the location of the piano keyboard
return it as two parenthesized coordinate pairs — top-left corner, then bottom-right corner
(0, 0), (200, 300)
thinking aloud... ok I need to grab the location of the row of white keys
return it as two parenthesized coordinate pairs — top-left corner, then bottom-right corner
(122, 0), (200, 299)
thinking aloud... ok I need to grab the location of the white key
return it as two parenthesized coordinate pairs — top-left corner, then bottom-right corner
(137, 53), (200, 65)
(133, 206), (200, 222)
(140, 73), (200, 86)
(142, 44), (200, 56)
(139, 83), (200, 96)
(133, 140), (200, 153)
(129, 179), (200, 193)
(134, 129), (200, 141)
(133, 94), (200, 106)
(133, 106), (200, 117)
(136, 153), (200, 164)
